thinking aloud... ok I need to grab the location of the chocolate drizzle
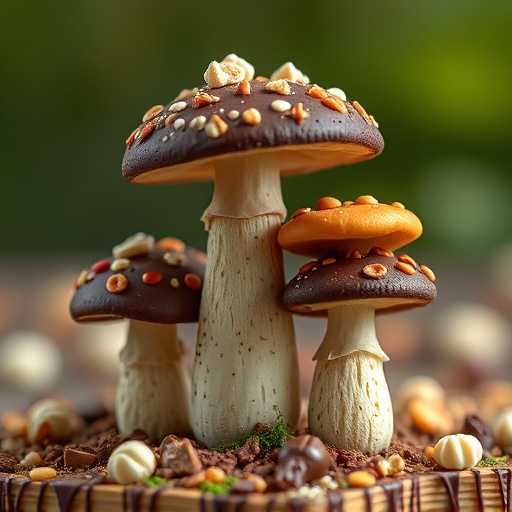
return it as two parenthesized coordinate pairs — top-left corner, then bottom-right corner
(0, 476), (10, 511)
(327, 491), (344, 512)
(494, 468), (512, 511)
(438, 472), (459, 511)
(13, 479), (30, 512)
(36, 481), (50, 511)
(470, 469), (483, 511)
(381, 480), (404, 512)
(410, 475), (420, 512)
(122, 486), (145, 512)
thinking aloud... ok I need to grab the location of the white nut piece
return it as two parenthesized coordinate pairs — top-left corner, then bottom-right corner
(27, 399), (74, 445)
(270, 62), (309, 84)
(491, 409), (512, 449)
(326, 87), (347, 101)
(113, 232), (155, 259)
(107, 440), (156, 484)
(204, 61), (245, 88)
(433, 434), (483, 469)
(221, 54), (254, 81)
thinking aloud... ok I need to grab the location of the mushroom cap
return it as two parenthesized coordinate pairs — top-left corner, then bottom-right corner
(278, 197), (423, 258)
(70, 243), (206, 324)
(122, 79), (384, 184)
(282, 253), (436, 314)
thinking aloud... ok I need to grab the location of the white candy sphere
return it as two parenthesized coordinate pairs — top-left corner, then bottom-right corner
(433, 434), (482, 470)
(492, 409), (512, 449)
(107, 440), (156, 484)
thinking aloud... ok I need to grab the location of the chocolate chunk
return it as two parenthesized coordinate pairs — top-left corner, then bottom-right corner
(64, 446), (97, 469)
(234, 437), (261, 465)
(159, 435), (202, 477)
(274, 435), (330, 490)
(463, 414), (495, 452)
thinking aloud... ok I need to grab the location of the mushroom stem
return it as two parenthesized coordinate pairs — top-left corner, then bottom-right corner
(308, 305), (393, 453)
(192, 158), (300, 446)
(116, 319), (191, 440)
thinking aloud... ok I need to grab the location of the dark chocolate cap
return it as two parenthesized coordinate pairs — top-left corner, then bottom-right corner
(283, 253), (436, 314)
(70, 241), (206, 324)
(122, 79), (384, 184)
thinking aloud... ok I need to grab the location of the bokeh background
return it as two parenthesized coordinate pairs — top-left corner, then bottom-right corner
(1, 0), (511, 417)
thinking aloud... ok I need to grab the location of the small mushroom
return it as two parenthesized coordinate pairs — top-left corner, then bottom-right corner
(279, 197), (436, 453)
(122, 56), (384, 448)
(69, 233), (206, 440)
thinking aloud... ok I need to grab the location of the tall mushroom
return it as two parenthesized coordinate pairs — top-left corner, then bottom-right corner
(69, 233), (206, 441)
(121, 55), (384, 447)
(279, 196), (437, 453)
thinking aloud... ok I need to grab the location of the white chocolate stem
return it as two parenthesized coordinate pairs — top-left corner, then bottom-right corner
(201, 155), (287, 225)
(308, 305), (393, 453)
(191, 214), (300, 447)
(116, 320), (191, 440)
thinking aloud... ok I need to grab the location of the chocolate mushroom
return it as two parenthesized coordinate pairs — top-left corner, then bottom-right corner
(279, 196), (436, 453)
(69, 233), (206, 440)
(122, 55), (384, 447)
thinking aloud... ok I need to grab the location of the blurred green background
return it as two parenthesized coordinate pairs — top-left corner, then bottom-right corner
(0, 0), (511, 261)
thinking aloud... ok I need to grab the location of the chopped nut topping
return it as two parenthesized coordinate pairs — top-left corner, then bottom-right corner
(168, 101), (188, 113)
(190, 115), (207, 131)
(157, 237), (186, 252)
(242, 108), (262, 126)
(193, 92), (221, 109)
(398, 254), (418, 269)
(110, 258), (131, 271)
(316, 197), (342, 210)
(321, 96), (348, 114)
(165, 113), (179, 127)
(347, 249), (362, 259)
(347, 470), (376, 488)
(322, 258), (337, 266)
(270, 62), (309, 83)
(299, 261), (316, 274)
(227, 110), (240, 120)
(204, 60), (246, 88)
(143, 105), (164, 123)
(363, 263), (388, 279)
(205, 114), (228, 138)
(355, 195), (378, 205)
(236, 80), (251, 95)
(221, 54), (255, 80)
(113, 232), (155, 258)
(138, 121), (156, 142)
(173, 118), (186, 131)
(307, 85), (329, 100)
(265, 79), (292, 95)
(142, 271), (163, 285)
(125, 127), (139, 147)
(106, 274), (129, 293)
(352, 100), (373, 125)
(291, 103), (309, 125)
(326, 87), (347, 101)
(255, 76), (269, 82)
(170, 278), (180, 288)
(420, 265), (436, 282)
(271, 100), (292, 112)
(30, 467), (57, 482)
(395, 261), (416, 275)
(184, 273), (202, 290)
(370, 247), (394, 258)
(174, 88), (198, 101)
(291, 207), (311, 218)
(74, 269), (89, 289)
(164, 252), (188, 266)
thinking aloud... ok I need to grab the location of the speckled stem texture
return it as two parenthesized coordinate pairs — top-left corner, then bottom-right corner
(116, 320), (191, 440)
(191, 215), (300, 448)
(309, 307), (393, 453)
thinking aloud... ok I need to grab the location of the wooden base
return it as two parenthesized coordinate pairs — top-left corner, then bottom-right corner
(1, 468), (511, 512)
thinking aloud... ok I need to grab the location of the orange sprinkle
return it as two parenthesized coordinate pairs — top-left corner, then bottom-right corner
(106, 274), (128, 293)
(395, 261), (416, 275)
(420, 265), (436, 282)
(184, 273), (202, 290)
(156, 237), (186, 252)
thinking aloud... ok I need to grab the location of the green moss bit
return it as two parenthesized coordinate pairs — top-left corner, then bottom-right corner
(199, 476), (238, 495)
(215, 405), (295, 454)
(144, 475), (169, 487)
(337, 480), (349, 489)
(476, 456), (509, 468)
